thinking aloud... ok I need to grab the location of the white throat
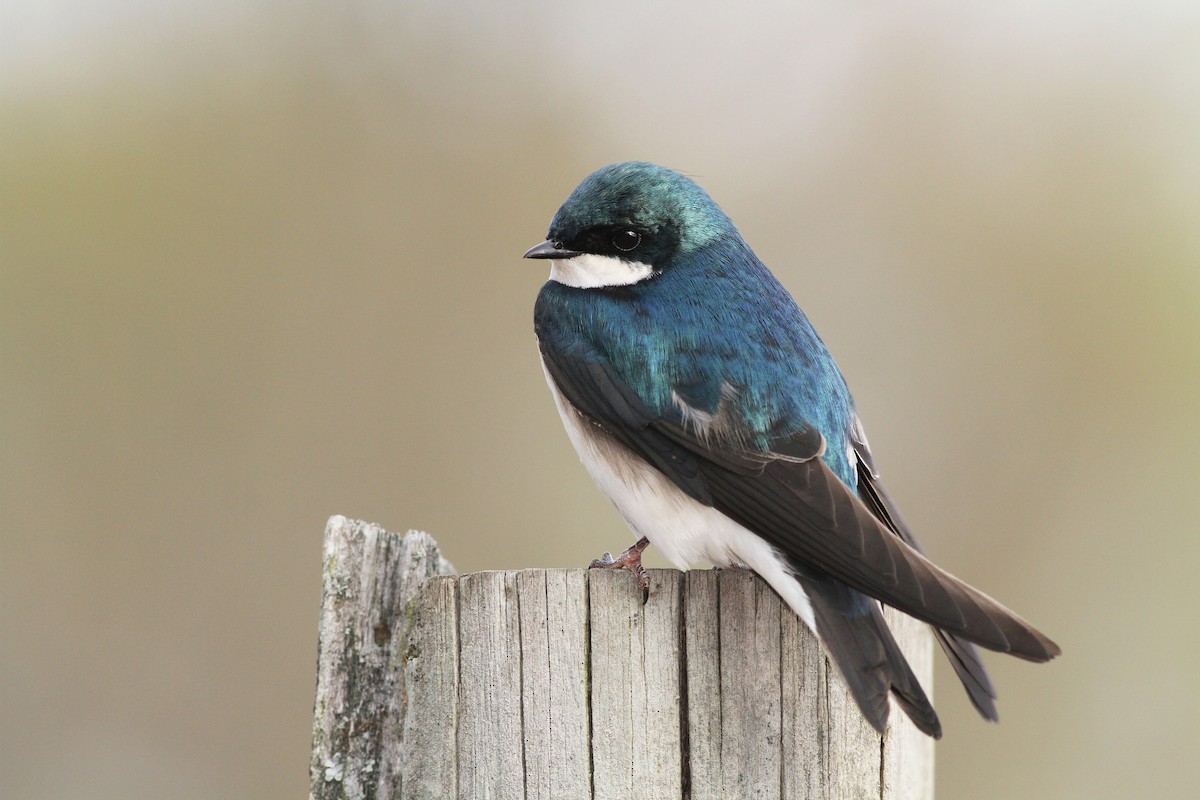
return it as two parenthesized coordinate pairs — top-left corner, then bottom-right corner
(548, 253), (655, 289)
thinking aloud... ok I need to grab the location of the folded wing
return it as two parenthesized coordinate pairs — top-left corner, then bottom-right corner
(539, 330), (1061, 663)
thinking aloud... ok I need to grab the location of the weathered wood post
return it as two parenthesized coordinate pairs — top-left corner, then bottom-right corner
(310, 516), (934, 800)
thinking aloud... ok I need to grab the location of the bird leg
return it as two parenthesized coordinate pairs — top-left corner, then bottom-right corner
(589, 536), (651, 600)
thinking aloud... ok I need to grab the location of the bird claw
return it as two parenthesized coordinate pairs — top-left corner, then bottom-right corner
(588, 536), (651, 602)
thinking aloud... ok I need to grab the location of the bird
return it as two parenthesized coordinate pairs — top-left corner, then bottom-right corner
(524, 161), (1059, 738)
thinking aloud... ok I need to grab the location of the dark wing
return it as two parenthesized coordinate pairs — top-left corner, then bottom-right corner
(851, 424), (1001, 721)
(539, 334), (1061, 662)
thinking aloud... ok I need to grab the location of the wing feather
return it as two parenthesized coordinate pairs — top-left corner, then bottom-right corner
(851, 428), (1002, 720)
(538, 331), (1061, 662)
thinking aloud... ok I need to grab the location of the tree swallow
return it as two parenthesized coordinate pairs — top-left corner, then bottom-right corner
(525, 161), (1059, 738)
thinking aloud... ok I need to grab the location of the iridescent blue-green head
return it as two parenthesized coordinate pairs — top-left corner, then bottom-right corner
(523, 162), (740, 287)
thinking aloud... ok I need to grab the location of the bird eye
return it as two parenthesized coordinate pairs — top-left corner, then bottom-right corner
(612, 230), (642, 252)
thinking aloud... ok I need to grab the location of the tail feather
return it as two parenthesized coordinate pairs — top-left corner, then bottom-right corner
(935, 629), (999, 721)
(794, 563), (942, 738)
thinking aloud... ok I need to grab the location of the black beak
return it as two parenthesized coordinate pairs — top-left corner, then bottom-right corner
(523, 240), (583, 259)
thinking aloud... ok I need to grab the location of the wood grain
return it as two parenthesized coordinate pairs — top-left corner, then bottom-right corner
(312, 520), (935, 799)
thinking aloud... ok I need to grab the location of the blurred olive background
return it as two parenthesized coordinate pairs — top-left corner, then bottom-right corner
(3, 2), (1198, 798)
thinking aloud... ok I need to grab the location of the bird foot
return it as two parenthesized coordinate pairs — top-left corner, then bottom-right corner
(589, 536), (651, 601)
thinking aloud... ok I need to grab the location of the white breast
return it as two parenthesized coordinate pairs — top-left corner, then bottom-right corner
(541, 360), (816, 632)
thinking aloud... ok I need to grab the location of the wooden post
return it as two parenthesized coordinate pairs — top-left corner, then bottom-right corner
(311, 517), (934, 800)
(309, 516), (455, 800)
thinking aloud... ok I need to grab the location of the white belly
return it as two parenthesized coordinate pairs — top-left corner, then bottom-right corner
(542, 362), (816, 632)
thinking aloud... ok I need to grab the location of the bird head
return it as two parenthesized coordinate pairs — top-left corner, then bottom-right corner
(524, 162), (738, 288)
